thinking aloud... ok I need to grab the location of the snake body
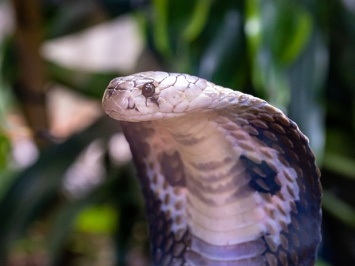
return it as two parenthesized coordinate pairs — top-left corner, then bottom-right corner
(102, 71), (322, 265)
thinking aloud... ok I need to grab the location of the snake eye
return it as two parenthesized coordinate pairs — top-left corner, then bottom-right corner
(142, 82), (155, 97)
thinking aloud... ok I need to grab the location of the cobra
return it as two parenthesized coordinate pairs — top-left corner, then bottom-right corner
(102, 71), (322, 266)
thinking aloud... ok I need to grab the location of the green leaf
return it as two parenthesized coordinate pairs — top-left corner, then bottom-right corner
(323, 153), (355, 180)
(270, 1), (313, 65)
(278, 7), (312, 64)
(256, 0), (313, 66)
(151, 0), (171, 57)
(315, 259), (332, 266)
(0, 133), (10, 170)
(322, 191), (355, 229)
(182, 0), (213, 42)
(75, 205), (118, 234)
(245, 0), (262, 71)
(198, 9), (244, 88)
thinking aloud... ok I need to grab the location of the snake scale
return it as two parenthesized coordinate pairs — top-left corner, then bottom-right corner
(102, 71), (322, 266)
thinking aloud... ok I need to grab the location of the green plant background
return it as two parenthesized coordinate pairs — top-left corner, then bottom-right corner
(0, 0), (354, 265)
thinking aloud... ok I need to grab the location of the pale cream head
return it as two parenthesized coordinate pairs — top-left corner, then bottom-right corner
(102, 71), (241, 122)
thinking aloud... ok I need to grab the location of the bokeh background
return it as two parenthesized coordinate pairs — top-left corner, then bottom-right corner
(0, 0), (354, 265)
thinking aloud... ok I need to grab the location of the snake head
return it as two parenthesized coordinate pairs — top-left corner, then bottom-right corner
(102, 71), (235, 122)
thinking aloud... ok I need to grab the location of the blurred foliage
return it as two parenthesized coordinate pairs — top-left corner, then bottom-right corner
(0, 0), (354, 265)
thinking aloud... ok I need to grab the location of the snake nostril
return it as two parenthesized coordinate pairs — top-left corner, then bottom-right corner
(106, 88), (115, 98)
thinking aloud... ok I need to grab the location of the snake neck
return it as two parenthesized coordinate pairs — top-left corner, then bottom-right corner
(158, 114), (269, 261)
(161, 113), (236, 160)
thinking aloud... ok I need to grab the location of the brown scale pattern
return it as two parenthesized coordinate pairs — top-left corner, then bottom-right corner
(225, 103), (321, 265)
(121, 122), (190, 265)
